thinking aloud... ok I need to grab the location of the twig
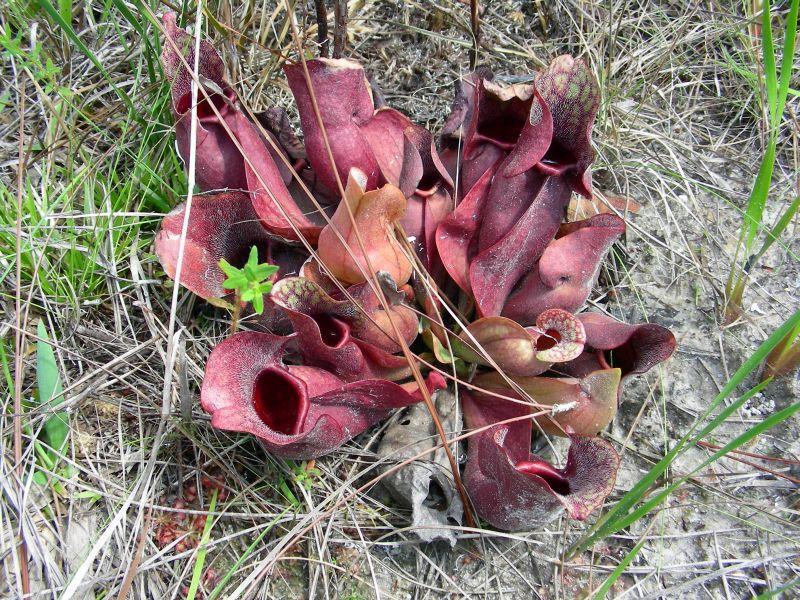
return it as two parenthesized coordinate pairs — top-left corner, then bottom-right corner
(314, 0), (329, 57)
(333, 0), (347, 58)
(469, 0), (480, 69)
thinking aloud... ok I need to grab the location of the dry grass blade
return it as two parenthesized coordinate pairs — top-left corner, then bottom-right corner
(12, 68), (31, 600)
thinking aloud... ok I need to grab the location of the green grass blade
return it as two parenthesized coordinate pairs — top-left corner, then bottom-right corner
(774, 0), (800, 130)
(34, 0), (137, 114)
(569, 307), (800, 556)
(185, 489), (218, 600)
(742, 141), (777, 250)
(590, 399), (800, 541)
(107, 0), (159, 82)
(36, 320), (68, 454)
(0, 338), (13, 393)
(761, 0), (778, 118)
(687, 307), (798, 431)
(754, 194), (800, 262)
(58, 0), (71, 23)
(727, 0), (798, 311)
(570, 378), (769, 556)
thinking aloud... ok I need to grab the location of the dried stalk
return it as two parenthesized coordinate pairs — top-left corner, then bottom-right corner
(314, 0), (329, 56)
(333, 0), (347, 58)
(14, 70), (31, 599)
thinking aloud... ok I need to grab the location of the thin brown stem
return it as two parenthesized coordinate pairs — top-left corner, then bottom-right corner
(115, 509), (153, 600)
(713, 450), (800, 486)
(314, 0), (329, 57)
(332, 0), (347, 58)
(14, 73), (30, 598)
(230, 297), (241, 334)
(469, 0), (480, 69)
(698, 441), (800, 466)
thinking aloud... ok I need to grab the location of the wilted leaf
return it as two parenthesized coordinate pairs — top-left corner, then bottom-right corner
(377, 388), (463, 544)
(567, 193), (641, 221)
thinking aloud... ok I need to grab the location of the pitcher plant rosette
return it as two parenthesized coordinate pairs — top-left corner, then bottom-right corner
(154, 13), (676, 532)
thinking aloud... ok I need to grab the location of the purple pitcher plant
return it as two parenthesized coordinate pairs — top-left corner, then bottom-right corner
(155, 13), (675, 531)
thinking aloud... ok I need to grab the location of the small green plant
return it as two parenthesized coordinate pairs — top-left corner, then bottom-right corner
(218, 246), (278, 330)
(292, 461), (322, 491)
(724, 0), (799, 323)
(0, 28), (63, 96)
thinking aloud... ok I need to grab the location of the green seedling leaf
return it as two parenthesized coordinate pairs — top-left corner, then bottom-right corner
(251, 292), (264, 315)
(74, 490), (102, 503)
(219, 246), (278, 315)
(219, 259), (247, 283)
(292, 462), (321, 491)
(36, 320), (68, 454)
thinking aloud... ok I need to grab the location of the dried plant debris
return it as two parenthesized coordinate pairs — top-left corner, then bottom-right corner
(377, 388), (464, 544)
